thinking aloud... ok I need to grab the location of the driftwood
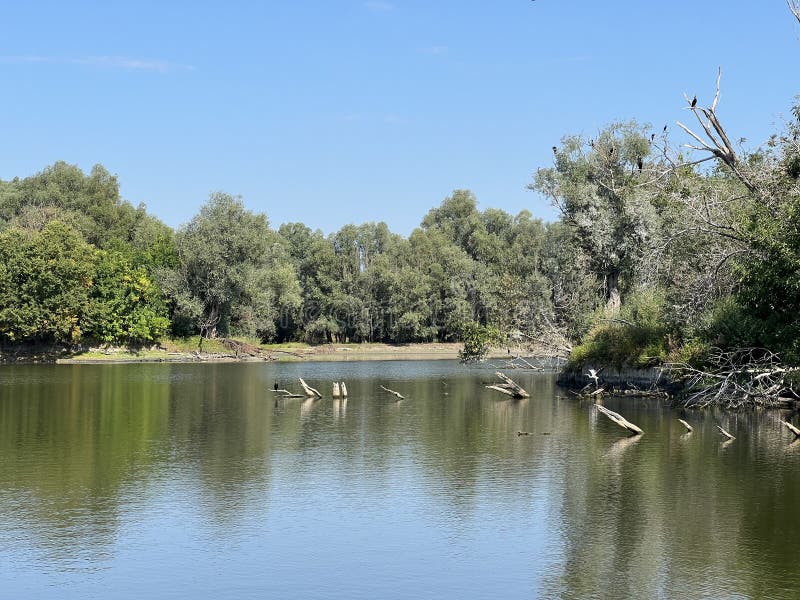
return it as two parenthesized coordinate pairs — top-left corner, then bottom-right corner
(332, 382), (341, 398)
(595, 404), (644, 436)
(678, 419), (693, 433)
(667, 348), (800, 408)
(716, 425), (736, 441)
(781, 420), (800, 438)
(340, 382), (348, 397)
(380, 385), (404, 400)
(516, 431), (531, 436)
(299, 378), (322, 398)
(485, 372), (530, 399)
(489, 356), (545, 371)
(273, 389), (304, 398)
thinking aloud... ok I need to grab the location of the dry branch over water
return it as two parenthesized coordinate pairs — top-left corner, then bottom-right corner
(668, 348), (800, 409)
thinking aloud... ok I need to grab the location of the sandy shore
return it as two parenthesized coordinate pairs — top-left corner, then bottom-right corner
(49, 342), (518, 365)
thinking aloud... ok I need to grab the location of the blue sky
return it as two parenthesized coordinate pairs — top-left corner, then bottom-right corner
(1, 1), (798, 234)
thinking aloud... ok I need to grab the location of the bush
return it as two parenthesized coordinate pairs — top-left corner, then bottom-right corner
(567, 289), (669, 370)
(667, 339), (711, 369)
(458, 321), (501, 363)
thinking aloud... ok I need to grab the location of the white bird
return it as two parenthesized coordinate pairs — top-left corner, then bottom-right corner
(586, 368), (601, 387)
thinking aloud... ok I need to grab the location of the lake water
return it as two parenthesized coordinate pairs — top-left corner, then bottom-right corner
(1, 360), (799, 599)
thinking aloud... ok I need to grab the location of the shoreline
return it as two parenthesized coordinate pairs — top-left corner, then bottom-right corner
(0, 341), (520, 365)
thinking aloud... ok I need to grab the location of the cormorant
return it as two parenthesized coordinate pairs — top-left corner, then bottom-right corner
(552, 146), (557, 154)
(663, 124), (668, 132)
(273, 381), (279, 391)
(691, 96), (697, 107)
(637, 157), (643, 172)
(650, 133), (655, 142)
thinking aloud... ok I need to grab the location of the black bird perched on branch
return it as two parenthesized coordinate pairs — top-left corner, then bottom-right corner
(552, 146), (557, 154)
(637, 157), (643, 172)
(691, 95), (697, 107)
(650, 133), (655, 142)
(663, 124), (668, 132)
(609, 146), (614, 156)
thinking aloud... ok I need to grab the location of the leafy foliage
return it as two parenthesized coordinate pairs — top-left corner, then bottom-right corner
(458, 321), (501, 363)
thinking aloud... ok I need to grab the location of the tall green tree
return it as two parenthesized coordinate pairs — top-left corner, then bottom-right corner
(0, 222), (95, 343)
(162, 193), (297, 342)
(534, 122), (660, 312)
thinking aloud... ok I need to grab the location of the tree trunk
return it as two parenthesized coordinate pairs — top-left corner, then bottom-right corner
(605, 270), (621, 313)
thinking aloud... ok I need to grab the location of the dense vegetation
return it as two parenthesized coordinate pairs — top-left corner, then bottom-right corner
(0, 165), (564, 348)
(1, 94), (799, 389)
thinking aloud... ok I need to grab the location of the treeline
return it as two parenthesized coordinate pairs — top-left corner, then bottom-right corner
(1, 93), (799, 377)
(0, 162), (582, 347)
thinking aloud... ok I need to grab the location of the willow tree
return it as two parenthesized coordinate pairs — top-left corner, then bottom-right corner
(161, 193), (298, 344)
(533, 121), (661, 312)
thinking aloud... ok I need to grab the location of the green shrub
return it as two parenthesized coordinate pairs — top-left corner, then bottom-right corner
(667, 339), (711, 369)
(458, 321), (501, 362)
(566, 288), (669, 370)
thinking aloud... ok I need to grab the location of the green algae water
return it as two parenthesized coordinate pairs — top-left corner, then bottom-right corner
(1, 361), (799, 599)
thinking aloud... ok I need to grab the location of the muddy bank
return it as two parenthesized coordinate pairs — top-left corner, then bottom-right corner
(557, 366), (681, 393)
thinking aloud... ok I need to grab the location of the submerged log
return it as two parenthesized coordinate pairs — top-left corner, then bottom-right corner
(595, 404), (644, 436)
(781, 420), (800, 437)
(299, 378), (322, 398)
(716, 425), (736, 441)
(380, 385), (404, 400)
(485, 372), (530, 399)
(678, 419), (694, 433)
(332, 382), (341, 398)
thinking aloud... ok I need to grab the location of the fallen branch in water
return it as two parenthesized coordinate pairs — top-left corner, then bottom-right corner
(485, 372), (530, 399)
(273, 389), (304, 398)
(781, 420), (800, 438)
(716, 425), (736, 441)
(666, 347), (800, 408)
(595, 404), (644, 436)
(380, 385), (404, 400)
(299, 378), (322, 398)
(678, 419), (694, 433)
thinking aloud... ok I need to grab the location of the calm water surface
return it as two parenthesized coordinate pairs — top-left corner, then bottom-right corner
(1, 361), (799, 599)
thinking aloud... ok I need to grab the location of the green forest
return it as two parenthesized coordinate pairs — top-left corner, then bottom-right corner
(1, 90), (799, 400)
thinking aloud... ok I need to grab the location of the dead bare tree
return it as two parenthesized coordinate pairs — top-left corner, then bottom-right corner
(676, 69), (757, 194)
(789, 0), (800, 25)
(667, 348), (800, 408)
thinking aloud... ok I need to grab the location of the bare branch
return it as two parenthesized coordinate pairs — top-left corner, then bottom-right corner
(677, 70), (756, 192)
(666, 348), (800, 408)
(789, 0), (800, 25)
(711, 67), (722, 111)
